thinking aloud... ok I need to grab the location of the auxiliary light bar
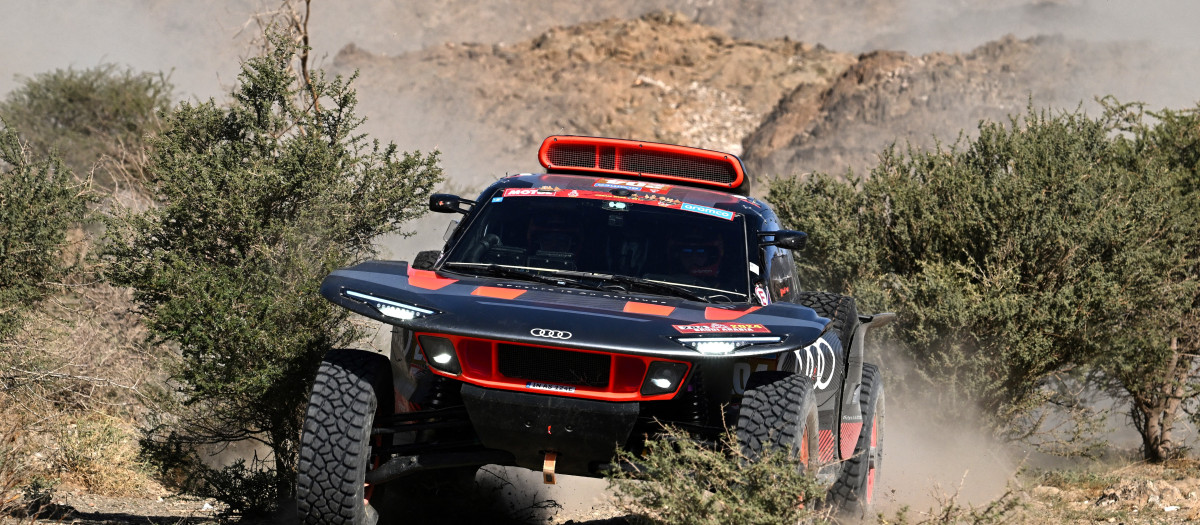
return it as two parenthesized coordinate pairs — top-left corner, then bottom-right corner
(676, 336), (783, 355)
(345, 290), (436, 321)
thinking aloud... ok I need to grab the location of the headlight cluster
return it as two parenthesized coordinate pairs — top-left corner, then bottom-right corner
(345, 290), (437, 321)
(417, 335), (461, 375)
(641, 361), (688, 395)
(675, 336), (783, 355)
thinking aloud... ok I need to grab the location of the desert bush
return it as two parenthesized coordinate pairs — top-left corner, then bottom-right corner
(607, 426), (825, 525)
(1098, 98), (1200, 461)
(0, 418), (30, 517)
(195, 459), (278, 519)
(0, 123), (92, 344)
(53, 413), (149, 496)
(0, 64), (171, 193)
(104, 29), (442, 509)
(767, 104), (1199, 457)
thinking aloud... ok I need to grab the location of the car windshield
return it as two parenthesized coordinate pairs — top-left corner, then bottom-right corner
(442, 190), (750, 302)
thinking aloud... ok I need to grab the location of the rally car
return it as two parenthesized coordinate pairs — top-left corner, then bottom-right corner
(296, 136), (891, 524)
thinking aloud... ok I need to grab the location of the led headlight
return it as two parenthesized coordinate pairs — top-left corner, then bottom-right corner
(641, 361), (689, 396)
(676, 336), (783, 355)
(417, 335), (460, 375)
(345, 290), (437, 321)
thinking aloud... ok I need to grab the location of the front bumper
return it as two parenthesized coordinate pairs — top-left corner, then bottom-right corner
(461, 384), (639, 476)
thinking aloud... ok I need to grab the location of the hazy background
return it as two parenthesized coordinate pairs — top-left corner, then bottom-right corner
(3, 0), (1197, 517)
(5, 0), (1196, 185)
(5, 1), (1197, 105)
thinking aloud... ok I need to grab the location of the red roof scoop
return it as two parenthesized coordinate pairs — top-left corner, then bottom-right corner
(538, 136), (749, 195)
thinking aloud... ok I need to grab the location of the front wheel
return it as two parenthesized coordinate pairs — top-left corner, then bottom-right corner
(736, 373), (820, 473)
(297, 349), (393, 525)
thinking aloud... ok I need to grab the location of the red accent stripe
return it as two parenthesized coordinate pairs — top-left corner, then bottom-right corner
(867, 411), (879, 502)
(472, 286), (526, 299)
(406, 267), (457, 290)
(818, 429), (836, 462)
(840, 422), (862, 460)
(704, 306), (760, 321)
(623, 302), (675, 316)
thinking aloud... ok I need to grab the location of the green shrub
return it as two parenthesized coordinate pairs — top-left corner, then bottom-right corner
(197, 459), (278, 519)
(607, 426), (825, 525)
(768, 105), (1198, 448)
(104, 31), (442, 502)
(0, 123), (92, 342)
(0, 64), (171, 192)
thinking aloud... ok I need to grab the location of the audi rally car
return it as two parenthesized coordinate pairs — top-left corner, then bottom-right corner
(296, 136), (891, 524)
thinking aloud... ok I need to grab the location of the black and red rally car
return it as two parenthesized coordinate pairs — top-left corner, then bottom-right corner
(296, 136), (892, 524)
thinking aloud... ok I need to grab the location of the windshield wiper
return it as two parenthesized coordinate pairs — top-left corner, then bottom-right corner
(597, 275), (711, 303)
(441, 263), (606, 291)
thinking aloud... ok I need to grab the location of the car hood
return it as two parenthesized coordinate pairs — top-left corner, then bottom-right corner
(321, 260), (828, 358)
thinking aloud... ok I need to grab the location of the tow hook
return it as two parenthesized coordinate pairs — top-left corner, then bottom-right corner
(542, 451), (558, 484)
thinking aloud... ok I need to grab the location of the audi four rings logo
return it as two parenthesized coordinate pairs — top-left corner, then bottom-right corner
(531, 328), (572, 339)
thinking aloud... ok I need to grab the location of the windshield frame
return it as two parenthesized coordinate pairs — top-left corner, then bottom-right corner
(439, 185), (753, 303)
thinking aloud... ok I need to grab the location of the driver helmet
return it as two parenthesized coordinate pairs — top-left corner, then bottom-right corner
(673, 234), (723, 278)
(527, 213), (580, 254)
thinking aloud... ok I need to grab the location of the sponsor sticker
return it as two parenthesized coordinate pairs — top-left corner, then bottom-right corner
(502, 187), (557, 197)
(594, 178), (673, 194)
(681, 202), (735, 220)
(754, 283), (770, 305)
(526, 381), (576, 393)
(673, 322), (770, 334)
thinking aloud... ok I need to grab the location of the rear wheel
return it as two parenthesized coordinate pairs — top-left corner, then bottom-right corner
(736, 373), (820, 473)
(827, 363), (885, 514)
(297, 349), (393, 525)
(793, 291), (858, 346)
(412, 250), (440, 270)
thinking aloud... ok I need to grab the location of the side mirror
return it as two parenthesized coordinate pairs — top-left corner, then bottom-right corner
(429, 193), (474, 214)
(758, 230), (807, 252)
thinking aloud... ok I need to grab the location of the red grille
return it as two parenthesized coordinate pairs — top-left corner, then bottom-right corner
(539, 135), (746, 192)
(415, 332), (688, 402)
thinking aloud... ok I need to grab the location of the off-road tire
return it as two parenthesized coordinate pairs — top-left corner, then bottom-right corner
(737, 373), (819, 472)
(826, 362), (885, 514)
(297, 349), (394, 525)
(794, 291), (858, 346)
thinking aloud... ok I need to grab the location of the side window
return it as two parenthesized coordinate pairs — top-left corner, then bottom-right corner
(768, 247), (798, 302)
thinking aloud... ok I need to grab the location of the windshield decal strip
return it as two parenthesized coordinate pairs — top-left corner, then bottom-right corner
(500, 187), (736, 220)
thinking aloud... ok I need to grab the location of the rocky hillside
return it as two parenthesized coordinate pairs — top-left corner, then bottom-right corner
(742, 34), (1169, 178)
(336, 10), (1185, 192)
(332, 11), (853, 186)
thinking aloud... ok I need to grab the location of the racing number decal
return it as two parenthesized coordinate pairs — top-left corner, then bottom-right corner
(731, 335), (840, 394)
(732, 358), (777, 395)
